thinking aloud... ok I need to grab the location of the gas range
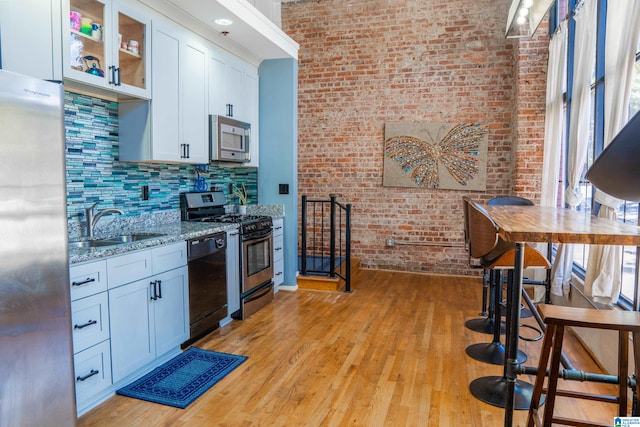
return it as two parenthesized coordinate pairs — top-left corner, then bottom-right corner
(180, 191), (272, 235)
(181, 190), (275, 320)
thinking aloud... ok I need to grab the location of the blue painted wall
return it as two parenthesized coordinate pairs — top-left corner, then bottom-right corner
(258, 58), (298, 287)
(64, 92), (257, 223)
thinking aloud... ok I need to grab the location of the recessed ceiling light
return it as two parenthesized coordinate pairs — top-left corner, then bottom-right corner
(214, 18), (233, 26)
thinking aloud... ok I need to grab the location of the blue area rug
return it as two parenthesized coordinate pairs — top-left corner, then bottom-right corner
(116, 347), (247, 408)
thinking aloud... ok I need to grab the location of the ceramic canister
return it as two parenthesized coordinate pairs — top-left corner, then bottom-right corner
(80, 17), (92, 35)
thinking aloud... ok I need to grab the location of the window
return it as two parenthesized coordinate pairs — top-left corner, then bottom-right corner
(558, 0), (640, 308)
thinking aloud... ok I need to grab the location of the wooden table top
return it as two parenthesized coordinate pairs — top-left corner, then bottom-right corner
(484, 205), (640, 246)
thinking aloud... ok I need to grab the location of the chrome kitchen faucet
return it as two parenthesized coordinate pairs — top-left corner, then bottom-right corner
(85, 202), (124, 237)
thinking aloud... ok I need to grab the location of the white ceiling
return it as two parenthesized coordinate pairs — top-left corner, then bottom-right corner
(142, 0), (299, 62)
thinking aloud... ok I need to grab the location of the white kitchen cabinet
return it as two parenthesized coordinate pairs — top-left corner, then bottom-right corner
(180, 34), (209, 163)
(109, 265), (188, 382)
(73, 340), (112, 412)
(69, 259), (107, 301)
(226, 229), (240, 317)
(119, 17), (208, 163)
(106, 248), (152, 288)
(109, 242), (188, 383)
(62, 0), (151, 99)
(69, 259), (111, 414)
(71, 292), (110, 352)
(108, 276), (154, 382)
(209, 46), (259, 166)
(272, 218), (284, 288)
(152, 266), (189, 356)
(0, 0), (62, 80)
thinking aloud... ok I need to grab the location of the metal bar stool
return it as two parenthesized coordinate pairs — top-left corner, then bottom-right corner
(465, 198), (550, 408)
(527, 304), (640, 427)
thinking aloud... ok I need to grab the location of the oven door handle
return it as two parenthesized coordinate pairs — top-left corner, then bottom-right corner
(245, 282), (274, 303)
(242, 229), (272, 241)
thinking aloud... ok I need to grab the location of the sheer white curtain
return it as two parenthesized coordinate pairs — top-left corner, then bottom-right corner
(584, 0), (640, 304)
(550, 0), (597, 297)
(537, 21), (568, 301)
(541, 20), (568, 209)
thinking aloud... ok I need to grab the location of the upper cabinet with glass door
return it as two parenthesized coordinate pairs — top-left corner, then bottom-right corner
(63, 0), (151, 99)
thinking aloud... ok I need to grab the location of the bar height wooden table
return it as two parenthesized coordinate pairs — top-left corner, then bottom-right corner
(483, 205), (640, 427)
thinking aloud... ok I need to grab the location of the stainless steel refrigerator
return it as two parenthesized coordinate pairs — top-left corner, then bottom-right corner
(0, 70), (76, 426)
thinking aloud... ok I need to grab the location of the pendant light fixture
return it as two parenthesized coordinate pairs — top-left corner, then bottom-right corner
(505, 0), (554, 38)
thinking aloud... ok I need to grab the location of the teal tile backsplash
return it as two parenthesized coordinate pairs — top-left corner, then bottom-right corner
(64, 92), (257, 222)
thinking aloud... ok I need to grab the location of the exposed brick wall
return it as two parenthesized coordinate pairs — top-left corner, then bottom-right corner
(282, 0), (548, 275)
(513, 23), (550, 203)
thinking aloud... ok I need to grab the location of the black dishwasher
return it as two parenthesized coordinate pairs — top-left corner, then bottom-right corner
(182, 231), (227, 348)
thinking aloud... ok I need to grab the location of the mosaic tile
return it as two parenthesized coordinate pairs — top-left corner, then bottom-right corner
(64, 92), (257, 225)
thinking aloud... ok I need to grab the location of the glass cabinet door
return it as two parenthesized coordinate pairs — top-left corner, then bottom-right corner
(64, 0), (150, 99)
(114, 3), (150, 97)
(67, 0), (109, 87)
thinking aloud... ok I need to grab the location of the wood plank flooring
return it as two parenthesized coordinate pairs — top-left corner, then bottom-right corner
(78, 269), (619, 426)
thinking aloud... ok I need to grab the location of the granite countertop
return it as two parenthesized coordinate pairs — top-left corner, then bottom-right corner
(68, 221), (239, 265)
(68, 204), (285, 265)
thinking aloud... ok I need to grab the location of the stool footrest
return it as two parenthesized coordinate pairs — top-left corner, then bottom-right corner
(548, 415), (610, 426)
(544, 388), (619, 404)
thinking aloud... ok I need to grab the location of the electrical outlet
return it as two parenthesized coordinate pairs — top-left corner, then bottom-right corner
(279, 184), (289, 195)
(141, 185), (149, 201)
(385, 237), (395, 247)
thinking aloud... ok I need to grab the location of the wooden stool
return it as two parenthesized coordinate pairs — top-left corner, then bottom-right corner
(527, 304), (640, 427)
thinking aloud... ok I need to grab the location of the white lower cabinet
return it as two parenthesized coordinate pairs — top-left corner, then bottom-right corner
(69, 240), (188, 415)
(69, 259), (112, 415)
(73, 340), (112, 411)
(272, 218), (284, 288)
(109, 250), (188, 383)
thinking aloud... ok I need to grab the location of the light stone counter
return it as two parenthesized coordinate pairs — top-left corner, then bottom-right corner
(68, 204), (284, 264)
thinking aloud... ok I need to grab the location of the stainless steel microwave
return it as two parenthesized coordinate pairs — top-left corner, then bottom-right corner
(209, 115), (251, 163)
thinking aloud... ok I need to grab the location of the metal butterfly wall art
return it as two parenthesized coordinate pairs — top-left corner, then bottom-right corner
(384, 123), (487, 189)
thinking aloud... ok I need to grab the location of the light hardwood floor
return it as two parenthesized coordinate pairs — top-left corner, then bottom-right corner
(79, 269), (619, 426)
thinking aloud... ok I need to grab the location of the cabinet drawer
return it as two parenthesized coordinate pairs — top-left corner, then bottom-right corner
(152, 241), (187, 274)
(71, 292), (110, 353)
(273, 234), (284, 261)
(272, 218), (284, 236)
(107, 249), (152, 289)
(74, 340), (112, 409)
(273, 258), (284, 286)
(69, 260), (108, 301)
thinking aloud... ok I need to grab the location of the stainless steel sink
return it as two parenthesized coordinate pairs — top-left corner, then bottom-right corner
(68, 240), (120, 249)
(69, 233), (165, 249)
(101, 233), (165, 243)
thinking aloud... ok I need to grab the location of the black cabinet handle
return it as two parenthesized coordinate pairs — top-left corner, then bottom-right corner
(186, 144), (190, 159)
(76, 369), (99, 382)
(275, 272), (283, 276)
(226, 104), (233, 117)
(74, 320), (97, 330)
(275, 247), (283, 251)
(72, 277), (96, 287)
(108, 65), (115, 84)
(150, 281), (157, 301)
(157, 280), (162, 299)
